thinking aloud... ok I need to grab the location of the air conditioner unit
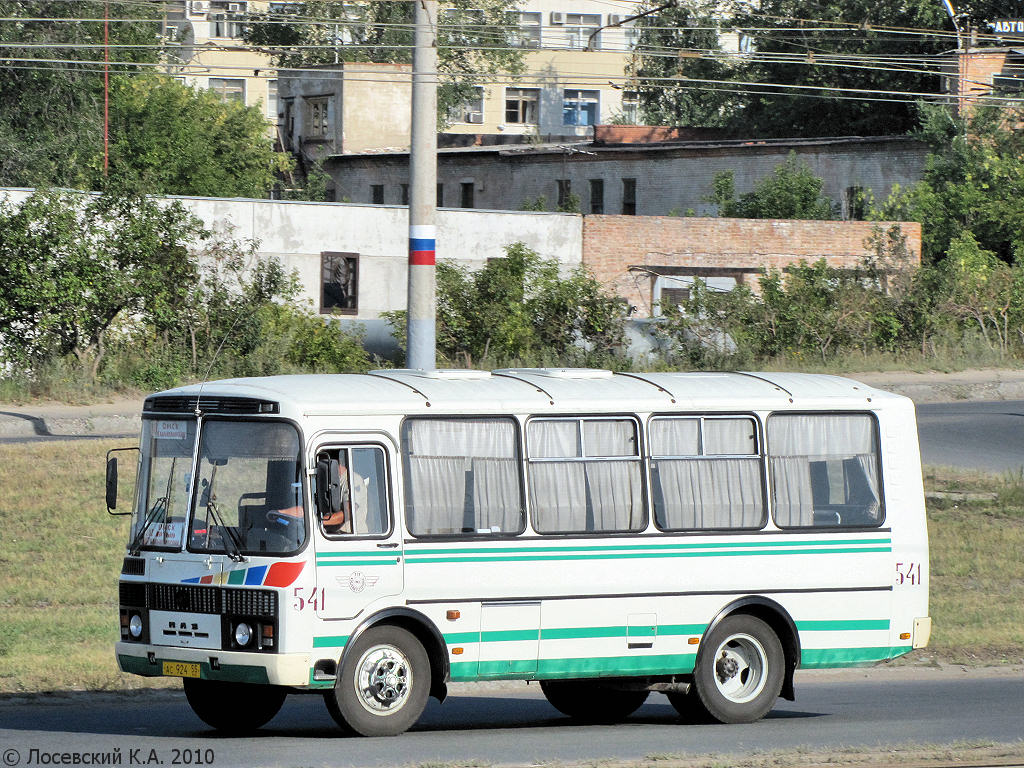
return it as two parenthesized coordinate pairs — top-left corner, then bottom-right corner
(550, 11), (564, 24)
(466, 111), (484, 124)
(189, 0), (207, 15)
(608, 14), (623, 25)
(227, 3), (242, 12)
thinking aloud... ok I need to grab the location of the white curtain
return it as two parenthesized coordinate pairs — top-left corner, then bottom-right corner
(704, 418), (757, 455)
(768, 414), (880, 527)
(650, 418), (699, 456)
(583, 419), (636, 457)
(404, 419), (521, 535)
(527, 420), (578, 458)
(654, 458), (763, 529)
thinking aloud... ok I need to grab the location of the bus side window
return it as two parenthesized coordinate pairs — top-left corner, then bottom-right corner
(319, 446), (390, 537)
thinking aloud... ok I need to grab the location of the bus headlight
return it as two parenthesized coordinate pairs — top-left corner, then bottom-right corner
(234, 622), (253, 648)
(129, 614), (144, 639)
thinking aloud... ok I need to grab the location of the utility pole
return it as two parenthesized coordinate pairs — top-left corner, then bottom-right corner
(406, 0), (438, 370)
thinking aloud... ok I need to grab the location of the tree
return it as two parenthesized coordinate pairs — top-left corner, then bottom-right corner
(0, 0), (159, 188)
(108, 75), (290, 198)
(383, 243), (625, 365)
(709, 153), (837, 219)
(244, 0), (525, 120)
(876, 104), (1024, 264)
(630, 1), (740, 127)
(0, 189), (205, 375)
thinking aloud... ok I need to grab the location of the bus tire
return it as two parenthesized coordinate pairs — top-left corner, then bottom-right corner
(690, 614), (784, 724)
(326, 625), (431, 736)
(539, 680), (649, 723)
(183, 678), (286, 732)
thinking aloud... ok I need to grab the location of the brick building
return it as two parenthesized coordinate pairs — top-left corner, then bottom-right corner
(581, 216), (922, 319)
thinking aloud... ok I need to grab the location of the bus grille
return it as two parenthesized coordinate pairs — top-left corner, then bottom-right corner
(132, 583), (278, 619)
(223, 587), (277, 618)
(121, 557), (145, 575)
(148, 584), (221, 614)
(119, 582), (147, 607)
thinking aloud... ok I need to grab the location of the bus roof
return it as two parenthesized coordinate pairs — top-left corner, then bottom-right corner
(149, 369), (904, 418)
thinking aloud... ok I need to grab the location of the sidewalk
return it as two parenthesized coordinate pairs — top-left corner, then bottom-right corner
(1, 368), (1023, 439)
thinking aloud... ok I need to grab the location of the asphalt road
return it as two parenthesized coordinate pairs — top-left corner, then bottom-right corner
(917, 400), (1024, 472)
(1, 673), (1021, 768)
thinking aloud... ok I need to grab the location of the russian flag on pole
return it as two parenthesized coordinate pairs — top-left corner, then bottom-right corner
(409, 224), (436, 266)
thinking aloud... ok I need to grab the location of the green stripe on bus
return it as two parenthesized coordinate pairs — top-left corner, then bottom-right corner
(227, 569), (246, 585)
(450, 652), (699, 681)
(408, 538), (890, 556)
(445, 623), (707, 646)
(312, 635), (350, 648)
(797, 619), (890, 631)
(315, 560), (401, 567)
(406, 547), (890, 564)
(800, 645), (912, 668)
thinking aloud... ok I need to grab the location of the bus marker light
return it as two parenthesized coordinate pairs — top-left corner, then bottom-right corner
(899, 632), (911, 640)
(688, 637), (700, 645)
(446, 610), (461, 620)
(452, 647), (464, 655)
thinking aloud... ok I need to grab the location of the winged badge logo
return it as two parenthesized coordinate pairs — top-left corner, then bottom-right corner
(339, 571), (380, 593)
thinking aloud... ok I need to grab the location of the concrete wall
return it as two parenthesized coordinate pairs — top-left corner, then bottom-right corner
(0, 190), (582, 351)
(328, 137), (929, 217)
(583, 215), (922, 317)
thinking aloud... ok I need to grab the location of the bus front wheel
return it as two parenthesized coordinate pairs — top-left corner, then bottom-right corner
(325, 625), (431, 736)
(540, 680), (649, 723)
(183, 678), (286, 732)
(688, 614), (784, 724)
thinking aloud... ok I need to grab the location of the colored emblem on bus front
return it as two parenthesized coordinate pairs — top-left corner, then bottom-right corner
(181, 561), (305, 588)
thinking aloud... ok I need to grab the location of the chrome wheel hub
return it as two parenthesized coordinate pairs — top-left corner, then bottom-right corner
(353, 644), (413, 714)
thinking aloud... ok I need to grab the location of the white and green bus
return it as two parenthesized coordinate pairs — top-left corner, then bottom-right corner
(109, 368), (930, 736)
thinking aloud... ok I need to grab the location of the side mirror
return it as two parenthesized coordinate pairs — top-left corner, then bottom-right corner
(106, 456), (118, 511)
(106, 446), (138, 516)
(315, 457), (342, 518)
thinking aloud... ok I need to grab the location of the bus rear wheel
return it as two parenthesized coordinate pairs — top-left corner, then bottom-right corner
(689, 614), (784, 724)
(540, 680), (649, 723)
(325, 625), (431, 737)
(183, 678), (286, 732)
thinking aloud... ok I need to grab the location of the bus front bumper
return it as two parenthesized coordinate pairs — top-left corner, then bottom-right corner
(116, 642), (312, 687)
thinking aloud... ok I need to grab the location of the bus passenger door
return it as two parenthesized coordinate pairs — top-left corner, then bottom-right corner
(313, 442), (404, 621)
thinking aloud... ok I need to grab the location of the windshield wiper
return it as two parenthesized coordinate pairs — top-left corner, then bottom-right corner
(129, 458), (176, 555)
(198, 463), (246, 563)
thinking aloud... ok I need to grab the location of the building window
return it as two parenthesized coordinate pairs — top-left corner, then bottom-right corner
(505, 88), (539, 124)
(460, 181), (475, 208)
(371, 184), (384, 204)
(321, 252), (358, 314)
(622, 178), (637, 215)
(437, 183), (444, 207)
(621, 90), (639, 124)
(509, 11), (541, 47)
(306, 96), (330, 138)
(589, 178), (604, 214)
(266, 79), (278, 121)
(563, 89), (599, 126)
(447, 86), (484, 124)
(557, 179), (572, 209)
(400, 183), (409, 205)
(210, 0), (246, 38)
(440, 7), (484, 46)
(208, 78), (245, 103)
(282, 98), (294, 140)
(563, 13), (601, 49)
(845, 185), (866, 220)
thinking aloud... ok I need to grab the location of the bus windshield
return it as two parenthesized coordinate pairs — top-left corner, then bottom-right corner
(188, 420), (307, 556)
(131, 417), (198, 551)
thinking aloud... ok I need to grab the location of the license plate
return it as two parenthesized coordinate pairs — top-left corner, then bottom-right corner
(162, 661), (201, 678)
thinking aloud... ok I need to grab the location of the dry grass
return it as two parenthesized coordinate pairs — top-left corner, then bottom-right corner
(1, 439), (1022, 692)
